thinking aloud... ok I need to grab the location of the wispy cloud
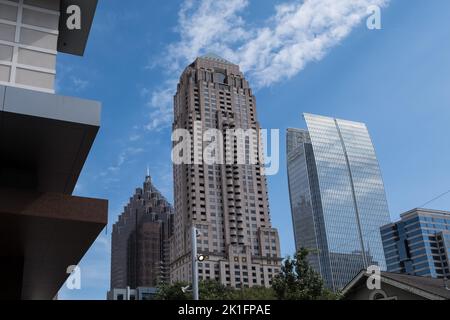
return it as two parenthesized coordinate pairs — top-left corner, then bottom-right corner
(165, 0), (251, 74)
(55, 63), (92, 94)
(144, 0), (389, 131)
(129, 134), (141, 142)
(100, 147), (145, 177)
(71, 76), (90, 92)
(238, 0), (390, 87)
(144, 82), (176, 132)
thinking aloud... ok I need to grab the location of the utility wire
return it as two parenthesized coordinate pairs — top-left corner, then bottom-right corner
(309, 188), (450, 255)
(418, 189), (450, 209)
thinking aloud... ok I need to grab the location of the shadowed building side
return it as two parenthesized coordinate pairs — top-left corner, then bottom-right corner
(0, 0), (106, 300)
(109, 175), (174, 300)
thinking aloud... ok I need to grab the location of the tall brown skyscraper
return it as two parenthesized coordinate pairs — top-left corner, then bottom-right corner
(170, 54), (281, 288)
(109, 175), (174, 296)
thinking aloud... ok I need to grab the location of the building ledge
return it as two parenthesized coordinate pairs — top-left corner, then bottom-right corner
(0, 187), (107, 300)
(58, 0), (99, 56)
(0, 85), (101, 194)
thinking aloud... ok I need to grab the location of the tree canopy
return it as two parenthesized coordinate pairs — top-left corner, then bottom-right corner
(155, 249), (340, 300)
(272, 248), (340, 300)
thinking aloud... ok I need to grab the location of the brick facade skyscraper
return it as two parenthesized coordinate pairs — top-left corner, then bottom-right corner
(170, 54), (281, 288)
(110, 175), (174, 295)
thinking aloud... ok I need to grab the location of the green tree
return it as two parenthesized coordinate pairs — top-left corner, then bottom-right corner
(156, 280), (232, 300)
(227, 286), (276, 300)
(272, 248), (340, 300)
(154, 281), (192, 300)
(156, 280), (277, 300)
(199, 280), (233, 300)
(156, 252), (341, 301)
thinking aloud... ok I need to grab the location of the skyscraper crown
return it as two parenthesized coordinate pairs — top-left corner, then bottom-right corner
(200, 53), (234, 65)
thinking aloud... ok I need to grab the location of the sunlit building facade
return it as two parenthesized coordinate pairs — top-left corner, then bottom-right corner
(287, 114), (391, 291)
(170, 54), (281, 288)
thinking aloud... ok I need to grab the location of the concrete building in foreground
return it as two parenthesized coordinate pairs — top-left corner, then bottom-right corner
(0, 0), (107, 300)
(108, 174), (174, 299)
(286, 114), (391, 291)
(0, 0), (97, 92)
(381, 208), (450, 279)
(170, 54), (281, 288)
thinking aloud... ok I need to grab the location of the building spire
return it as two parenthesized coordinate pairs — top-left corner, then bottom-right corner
(145, 165), (151, 183)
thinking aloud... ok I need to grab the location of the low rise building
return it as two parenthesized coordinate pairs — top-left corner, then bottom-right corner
(381, 208), (450, 279)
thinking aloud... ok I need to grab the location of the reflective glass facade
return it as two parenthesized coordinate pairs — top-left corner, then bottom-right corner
(381, 209), (450, 279)
(287, 114), (391, 291)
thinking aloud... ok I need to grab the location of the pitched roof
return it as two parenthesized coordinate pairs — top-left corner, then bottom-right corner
(342, 270), (450, 300)
(382, 272), (450, 299)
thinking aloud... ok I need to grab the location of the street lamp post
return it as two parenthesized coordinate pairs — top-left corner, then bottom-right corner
(191, 226), (199, 300)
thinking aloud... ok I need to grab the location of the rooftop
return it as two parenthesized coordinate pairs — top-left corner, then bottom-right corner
(401, 208), (450, 219)
(343, 270), (450, 300)
(382, 272), (450, 299)
(200, 53), (235, 65)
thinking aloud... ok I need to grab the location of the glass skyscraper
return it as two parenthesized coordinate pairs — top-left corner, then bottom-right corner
(381, 208), (450, 279)
(287, 114), (391, 291)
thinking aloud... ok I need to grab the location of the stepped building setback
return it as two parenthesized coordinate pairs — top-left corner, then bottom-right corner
(109, 174), (174, 299)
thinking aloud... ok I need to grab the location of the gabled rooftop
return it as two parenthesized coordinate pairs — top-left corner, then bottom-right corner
(342, 270), (450, 300)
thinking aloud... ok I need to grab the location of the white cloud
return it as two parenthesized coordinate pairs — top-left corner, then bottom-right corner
(145, 84), (175, 131)
(166, 0), (250, 73)
(71, 76), (89, 92)
(238, 0), (390, 87)
(144, 0), (390, 131)
(100, 147), (145, 177)
(129, 134), (141, 142)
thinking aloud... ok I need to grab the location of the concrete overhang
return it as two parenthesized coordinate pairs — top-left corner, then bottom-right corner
(0, 85), (101, 194)
(0, 187), (107, 300)
(0, 84), (107, 300)
(57, 0), (99, 56)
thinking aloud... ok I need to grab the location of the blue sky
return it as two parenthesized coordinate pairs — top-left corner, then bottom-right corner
(57, 0), (450, 299)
